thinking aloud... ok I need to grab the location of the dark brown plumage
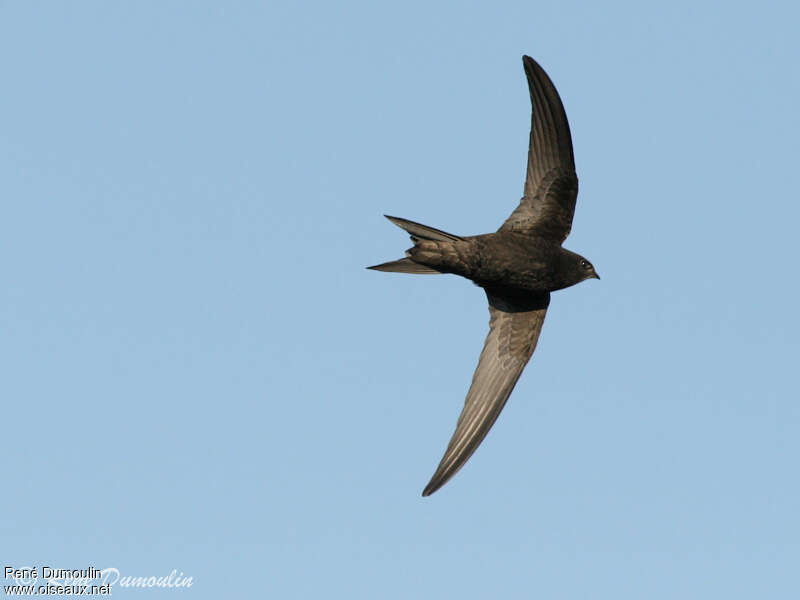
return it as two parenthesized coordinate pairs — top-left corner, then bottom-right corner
(369, 56), (599, 496)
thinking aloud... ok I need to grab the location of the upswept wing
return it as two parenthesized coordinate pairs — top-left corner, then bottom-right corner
(501, 56), (578, 243)
(422, 291), (550, 496)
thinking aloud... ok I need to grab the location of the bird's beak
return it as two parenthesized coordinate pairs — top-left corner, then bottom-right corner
(593, 272), (601, 280)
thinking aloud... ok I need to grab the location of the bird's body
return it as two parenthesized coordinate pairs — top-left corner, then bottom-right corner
(369, 56), (599, 496)
(408, 231), (591, 293)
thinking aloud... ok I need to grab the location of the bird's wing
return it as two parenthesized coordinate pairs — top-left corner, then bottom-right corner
(422, 290), (550, 496)
(501, 56), (578, 244)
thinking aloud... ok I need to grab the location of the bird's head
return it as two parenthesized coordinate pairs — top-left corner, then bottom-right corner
(576, 255), (600, 282)
(551, 250), (600, 290)
(558, 250), (600, 287)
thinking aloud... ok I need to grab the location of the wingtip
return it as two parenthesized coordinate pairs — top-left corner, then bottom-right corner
(421, 473), (447, 497)
(383, 215), (403, 227)
(522, 55), (543, 79)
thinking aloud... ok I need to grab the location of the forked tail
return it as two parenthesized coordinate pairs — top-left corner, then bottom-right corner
(367, 215), (463, 274)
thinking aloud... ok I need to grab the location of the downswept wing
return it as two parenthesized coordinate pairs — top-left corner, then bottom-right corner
(502, 56), (578, 244)
(422, 291), (550, 496)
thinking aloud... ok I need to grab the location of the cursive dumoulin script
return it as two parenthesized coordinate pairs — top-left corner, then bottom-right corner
(100, 568), (193, 588)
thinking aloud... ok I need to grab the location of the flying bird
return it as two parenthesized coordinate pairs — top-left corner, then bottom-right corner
(369, 56), (599, 496)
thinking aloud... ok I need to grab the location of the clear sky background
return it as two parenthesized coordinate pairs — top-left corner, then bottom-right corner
(2, 1), (799, 598)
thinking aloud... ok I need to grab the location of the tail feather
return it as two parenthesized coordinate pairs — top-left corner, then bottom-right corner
(384, 215), (463, 242)
(368, 215), (461, 275)
(367, 257), (443, 274)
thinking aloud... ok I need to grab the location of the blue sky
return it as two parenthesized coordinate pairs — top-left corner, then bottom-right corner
(2, 1), (799, 598)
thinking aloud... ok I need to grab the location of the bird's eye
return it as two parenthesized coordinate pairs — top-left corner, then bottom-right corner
(580, 259), (589, 269)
